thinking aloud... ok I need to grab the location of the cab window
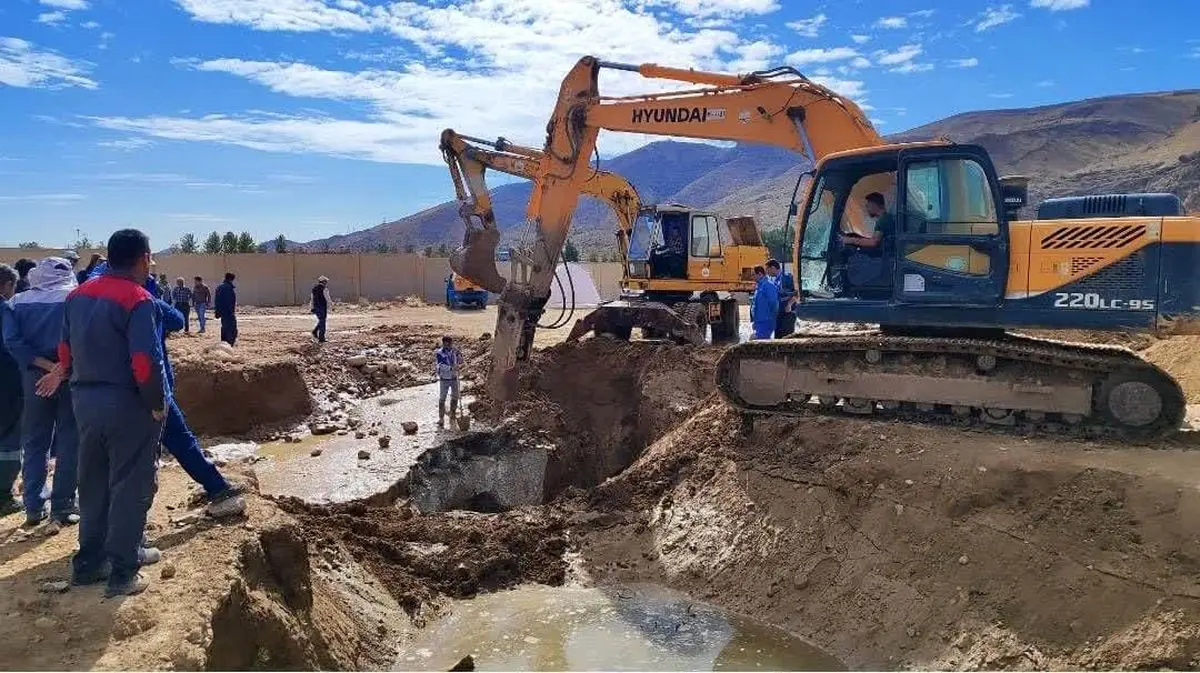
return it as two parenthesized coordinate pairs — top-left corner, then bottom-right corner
(905, 158), (998, 235)
(690, 214), (721, 258)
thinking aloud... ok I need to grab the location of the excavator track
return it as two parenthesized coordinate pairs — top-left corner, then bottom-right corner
(716, 331), (1187, 441)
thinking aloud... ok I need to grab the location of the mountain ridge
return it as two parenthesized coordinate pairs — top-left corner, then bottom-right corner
(301, 88), (1200, 252)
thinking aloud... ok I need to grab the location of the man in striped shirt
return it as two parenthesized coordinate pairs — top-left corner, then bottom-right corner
(171, 277), (193, 333)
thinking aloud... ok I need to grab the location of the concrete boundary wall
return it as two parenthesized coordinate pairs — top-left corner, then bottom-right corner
(0, 248), (625, 307)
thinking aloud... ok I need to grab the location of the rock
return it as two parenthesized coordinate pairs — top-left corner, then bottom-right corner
(171, 512), (204, 527)
(336, 430), (349, 436)
(346, 354), (368, 367)
(958, 555), (969, 566)
(38, 580), (70, 594)
(160, 562), (178, 579)
(456, 416), (471, 431)
(450, 654), (475, 671)
(309, 422), (336, 436)
(368, 429), (379, 436)
(362, 364), (380, 375)
(401, 422), (418, 435)
(358, 449), (371, 460)
(385, 363), (401, 375)
(34, 616), (57, 629)
(378, 435), (392, 449)
(310, 448), (323, 457)
(355, 431), (366, 439)
(479, 332), (491, 341)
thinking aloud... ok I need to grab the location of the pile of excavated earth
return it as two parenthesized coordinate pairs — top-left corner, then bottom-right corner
(1, 307), (1199, 671)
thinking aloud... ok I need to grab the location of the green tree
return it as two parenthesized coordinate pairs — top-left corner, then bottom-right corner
(403, 243), (415, 254)
(236, 232), (256, 253)
(274, 234), (287, 253)
(423, 246), (433, 257)
(17, 241), (39, 249)
(74, 233), (92, 250)
(203, 231), (222, 254)
(562, 239), (581, 263)
(374, 242), (391, 253)
(760, 226), (791, 264)
(435, 243), (449, 257)
(178, 233), (198, 253)
(220, 231), (239, 254)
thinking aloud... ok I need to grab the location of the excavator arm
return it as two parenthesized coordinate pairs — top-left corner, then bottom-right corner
(440, 129), (643, 266)
(453, 56), (884, 400)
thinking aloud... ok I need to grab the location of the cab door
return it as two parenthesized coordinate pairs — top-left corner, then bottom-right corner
(688, 213), (726, 283)
(894, 146), (1008, 306)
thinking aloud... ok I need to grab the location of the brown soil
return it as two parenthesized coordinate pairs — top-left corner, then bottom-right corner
(1143, 336), (1200, 403)
(173, 358), (313, 436)
(578, 403), (1200, 669)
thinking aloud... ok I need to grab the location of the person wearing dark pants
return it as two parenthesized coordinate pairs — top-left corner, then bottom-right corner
(55, 229), (167, 597)
(0, 264), (22, 516)
(311, 275), (330, 343)
(2, 257), (79, 527)
(152, 293), (245, 517)
(214, 272), (237, 346)
(170, 277), (192, 334)
(766, 258), (797, 338)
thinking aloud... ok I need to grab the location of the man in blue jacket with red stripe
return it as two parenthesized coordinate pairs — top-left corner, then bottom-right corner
(49, 229), (167, 597)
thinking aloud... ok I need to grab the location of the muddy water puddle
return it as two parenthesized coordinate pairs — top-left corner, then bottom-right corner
(252, 383), (478, 503)
(393, 584), (842, 671)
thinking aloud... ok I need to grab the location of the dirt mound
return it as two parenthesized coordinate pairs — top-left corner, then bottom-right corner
(283, 500), (568, 621)
(173, 357), (313, 436)
(579, 402), (1200, 669)
(1143, 336), (1200, 402)
(482, 339), (719, 497)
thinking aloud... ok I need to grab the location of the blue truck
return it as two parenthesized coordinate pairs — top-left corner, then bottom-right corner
(445, 273), (489, 310)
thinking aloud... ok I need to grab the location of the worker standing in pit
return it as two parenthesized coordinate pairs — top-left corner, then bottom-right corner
(766, 259), (797, 338)
(434, 335), (464, 429)
(750, 265), (778, 341)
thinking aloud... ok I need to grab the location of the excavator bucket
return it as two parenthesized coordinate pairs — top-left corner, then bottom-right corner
(449, 222), (506, 294)
(567, 300), (706, 345)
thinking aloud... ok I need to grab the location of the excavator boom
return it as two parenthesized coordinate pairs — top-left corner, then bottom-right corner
(452, 56), (884, 399)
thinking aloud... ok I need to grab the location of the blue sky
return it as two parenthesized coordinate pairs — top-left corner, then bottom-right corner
(1, 0), (1197, 248)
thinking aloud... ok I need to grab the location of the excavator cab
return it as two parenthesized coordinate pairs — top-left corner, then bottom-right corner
(795, 144), (1009, 314)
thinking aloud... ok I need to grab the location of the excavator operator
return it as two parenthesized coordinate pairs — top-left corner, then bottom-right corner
(650, 217), (687, 279)
(839, 192), (895, 297)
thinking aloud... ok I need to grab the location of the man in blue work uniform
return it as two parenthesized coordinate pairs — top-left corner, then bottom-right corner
(0, 264), (22, 516)
(55, 229), (167, 596)
(3, 257), (79, 527)
(766, 258), (797, 338)
(214, 272), (238, 346)
(86, 263), (246, 519)
(750, 265), (778, 341)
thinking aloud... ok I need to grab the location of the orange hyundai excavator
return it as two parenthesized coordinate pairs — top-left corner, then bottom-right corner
(440, 129), (766, 344)
(455, 56), (1200, 438)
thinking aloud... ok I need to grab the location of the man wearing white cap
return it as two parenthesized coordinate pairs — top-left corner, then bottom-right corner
(310, 275), (331, 343)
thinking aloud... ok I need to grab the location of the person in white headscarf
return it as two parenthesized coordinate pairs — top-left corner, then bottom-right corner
(1, 257), (79, 527)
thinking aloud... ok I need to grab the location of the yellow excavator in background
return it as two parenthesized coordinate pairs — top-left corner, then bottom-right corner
(440, 129), (768, 344)
(455, 56), (1200, 438)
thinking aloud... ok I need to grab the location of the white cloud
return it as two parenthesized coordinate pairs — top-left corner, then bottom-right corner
(850, 56), (871, 68)
(80, 20), (100, 29)
(850, 34), (870, 44)
(97, 137), (155, 151)
(1030, 0), (1088, 10)
(786, 13), (826, 38)
(103, 0), (808, 163)
(874, 43), (921, 65)
(1036, 79), (1055, 87)
(0, 193), (86, 203)
(988, 92), (1014, 99)
(889, 62), (933, 74)
(910, 9), (936, 17)
(787, 47), (861, 66)
(952, 57), (979, 68)
(650, 0), (780, 18)
(808, 75), (866, 100)
(875, 16), (907, 29)
(0, 37), (97, 90)
(976, 5), (1020, 31)
(39, 0), (89, 9)
(37, 11), (67, 24)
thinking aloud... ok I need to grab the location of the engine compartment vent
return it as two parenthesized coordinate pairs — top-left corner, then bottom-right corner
(1037, 193), (1182, 220)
